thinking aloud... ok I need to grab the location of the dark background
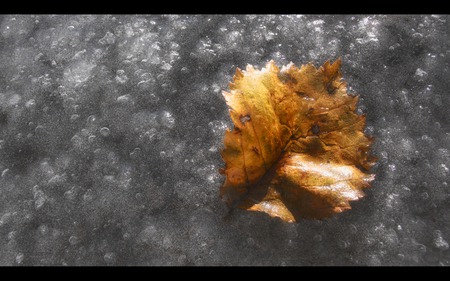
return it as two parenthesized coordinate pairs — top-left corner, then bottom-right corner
(0, 15), (449, 265)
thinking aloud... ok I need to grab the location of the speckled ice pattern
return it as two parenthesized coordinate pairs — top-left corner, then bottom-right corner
(0, 14), (449, 266)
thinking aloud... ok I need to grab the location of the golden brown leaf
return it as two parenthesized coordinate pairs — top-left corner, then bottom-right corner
(220, 59), (376, 223)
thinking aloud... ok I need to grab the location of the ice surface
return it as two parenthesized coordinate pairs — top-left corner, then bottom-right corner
(0, 14), (449, 265)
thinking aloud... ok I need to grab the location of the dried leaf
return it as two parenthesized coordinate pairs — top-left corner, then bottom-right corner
(220, 59), (376, 223)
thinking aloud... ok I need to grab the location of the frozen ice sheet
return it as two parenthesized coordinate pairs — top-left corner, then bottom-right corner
(0, 14), (449, 265)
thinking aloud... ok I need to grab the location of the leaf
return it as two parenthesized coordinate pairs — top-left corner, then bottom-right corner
(219, 59), (376, 223)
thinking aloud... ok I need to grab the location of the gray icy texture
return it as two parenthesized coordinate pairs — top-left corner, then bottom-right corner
(0, 15), (449, 266)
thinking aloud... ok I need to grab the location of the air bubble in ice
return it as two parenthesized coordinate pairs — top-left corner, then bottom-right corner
(349, 224), (358, 234)
(364, 126), (374, 136)
(313, 234), (322, 242)
(83, 189), (93, 202)
(116, 94), (132, 104)
(34, 187), (46, 210)
(98, 31), (116, 45)
(178, 254), (187, 265)
(64, 186), (77, 201)
(25, 99), (36, 109)
(421, 192), (429, 200)
(0, 212), (11, 226)
(86, 115), (97, 125)
(1, 168), (11, 179)
(208, 120), (227, 136)
(38, 224), (49, 236)
(100, 127), (110, 137)
(88, 135), (96, 144)
(48, 174), (65, 187)
(104, 252), (116, 264)
(8, 231), (16, 240)
(130, 148), (141, 160)
(415, 68), (427, 77)
(16, 253), (24, 264)
(161, 62), (172, 71)
(417, 244), (427, 254)
(70, 114), (80, 122)
(8, 94), (21, 106)
(163, 236), (172, 249)
(367, 255), (381, 266)
(388, 164), (396, 172)
(69, 235), (81, 246)
(115, 69), (128, 84)
(338, 240), (349, 249)
(433, 231), (449, 250)
(71, 135), (83, 149)
(440, 164), (449, 176)
(160, 111), (175, 129)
